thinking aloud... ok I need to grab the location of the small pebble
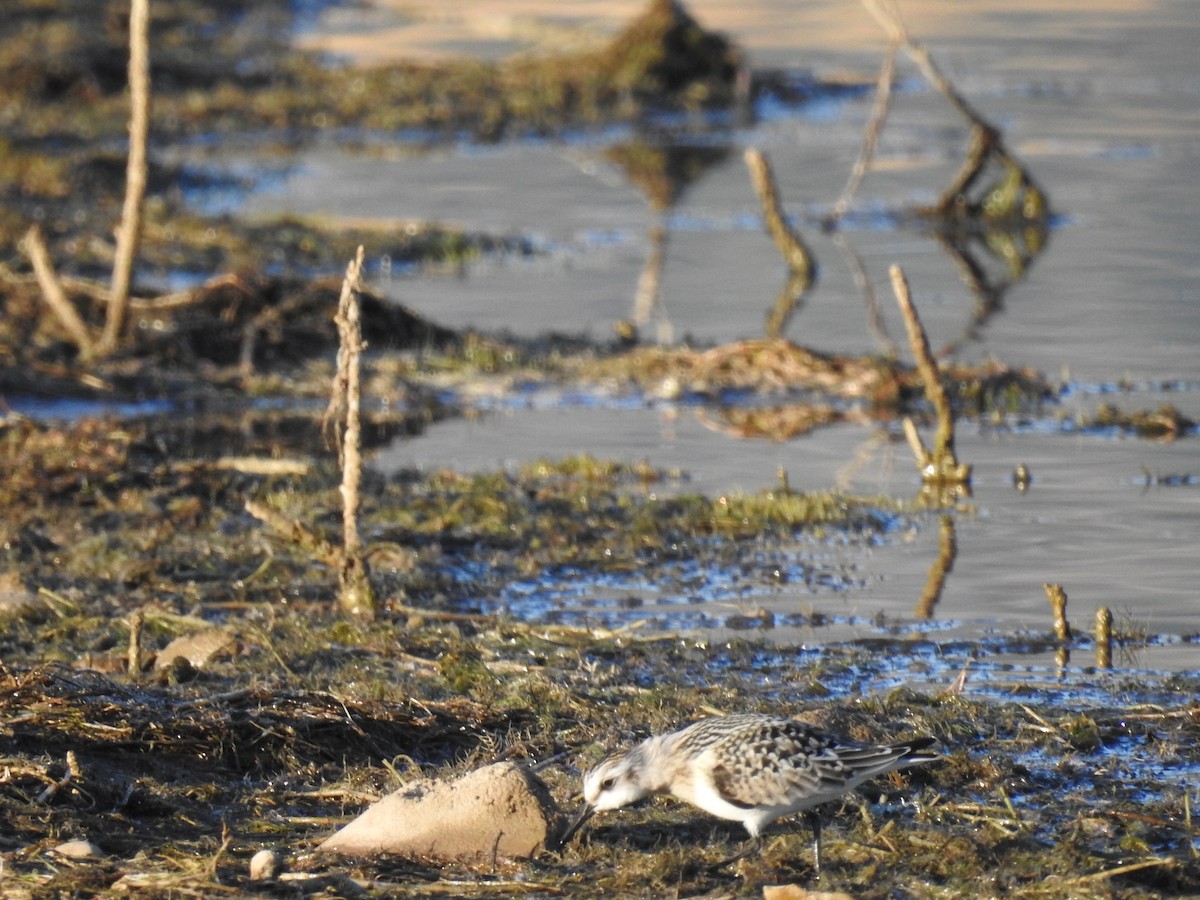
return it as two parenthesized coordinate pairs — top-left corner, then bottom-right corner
(53, 840), (105, 859)
(249, 848), (284, 881)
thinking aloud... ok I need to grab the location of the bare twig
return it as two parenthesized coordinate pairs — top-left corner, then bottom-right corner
(1094, 606), (1113, 668)
(333, 248), (365, 550)
(860, 0), (1047, 219)
(23, 226), (95, 359)
(128, 608), (145, 678)
(213, 457), (310, 477)
(996, 784), (1026, 832)
(327, 247), (376, 619)
(764, 268), (810, 340)
(244, 251), (375, 618)
(860, 0), (990, 127)
(138, 272), (253, 311)
(101, 0), (151, 355)
(937, 124), (995, 211)
(203, 824), (233, 881)
(744, 148), (814, 279)
(946, 655), (971, 696)
(889, 265), (970, 488)
(36, 760), (75, 805)
(1072, 858), (1177, 884)
(831, 38), (899, 221)
(1018, 704), (1062, 739)
(901, 416), (928, 466)
(891, 266), (951, 453)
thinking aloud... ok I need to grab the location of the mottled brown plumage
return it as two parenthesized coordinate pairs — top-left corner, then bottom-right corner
(561, 713), (936, 873)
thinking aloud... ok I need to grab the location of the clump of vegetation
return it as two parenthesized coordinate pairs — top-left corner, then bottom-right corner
(1084, 402), (1196, 441)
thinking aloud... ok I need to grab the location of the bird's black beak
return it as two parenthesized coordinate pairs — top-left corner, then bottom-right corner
(557, 804), (595, 849)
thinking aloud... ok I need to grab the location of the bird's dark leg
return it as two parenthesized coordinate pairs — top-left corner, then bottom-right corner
(806, 811), (823, 877)
(709, 834), (763, 870)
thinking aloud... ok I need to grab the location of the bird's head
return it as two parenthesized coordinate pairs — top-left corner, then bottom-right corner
(558, 746), (651, 848)
(582, 748), (650, 811)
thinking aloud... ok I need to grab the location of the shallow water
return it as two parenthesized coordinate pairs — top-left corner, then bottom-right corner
(242, 1), (1200, 668)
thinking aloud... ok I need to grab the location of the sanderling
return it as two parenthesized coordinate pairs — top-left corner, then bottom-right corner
(560, 712), (936, 873)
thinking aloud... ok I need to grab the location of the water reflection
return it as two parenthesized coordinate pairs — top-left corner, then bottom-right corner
(596, 38), (1053, 355)
(914, 513), (956, 620)
(605, 137), (730, 343)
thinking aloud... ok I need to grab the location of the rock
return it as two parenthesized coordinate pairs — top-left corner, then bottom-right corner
(249, 848), (284, 880)
(153, 629), (238, 671)
(52, 839), (105, 859)
(319, 762), (561, 860)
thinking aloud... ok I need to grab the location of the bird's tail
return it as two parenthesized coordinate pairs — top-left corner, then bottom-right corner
(894, 735), (939, 765)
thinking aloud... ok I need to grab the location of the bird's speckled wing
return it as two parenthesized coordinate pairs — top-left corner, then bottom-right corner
(700, 715), (931, 816)
(703, 717), (849, 809)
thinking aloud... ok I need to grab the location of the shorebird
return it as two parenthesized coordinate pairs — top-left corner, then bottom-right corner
(560, 713), (937, 873)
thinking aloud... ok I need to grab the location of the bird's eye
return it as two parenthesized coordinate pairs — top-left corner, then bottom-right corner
(600, 777), (615, 791)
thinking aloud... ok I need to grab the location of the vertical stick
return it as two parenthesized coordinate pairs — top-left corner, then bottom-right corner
(890, 265), (956, 460)
(102, 0), (151, 355)
(1094, 607), (1113, 669)
(337, 249), (365, 558)
(128, 608), (145, 677)
(328, 247), (376, 618)
(1044, 583), (1071, 642)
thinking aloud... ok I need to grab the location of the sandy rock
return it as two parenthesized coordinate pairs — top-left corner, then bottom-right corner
(319, 762), (560, 860)
(153, 628), (238, 671)
(53, 839), (105, 859)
